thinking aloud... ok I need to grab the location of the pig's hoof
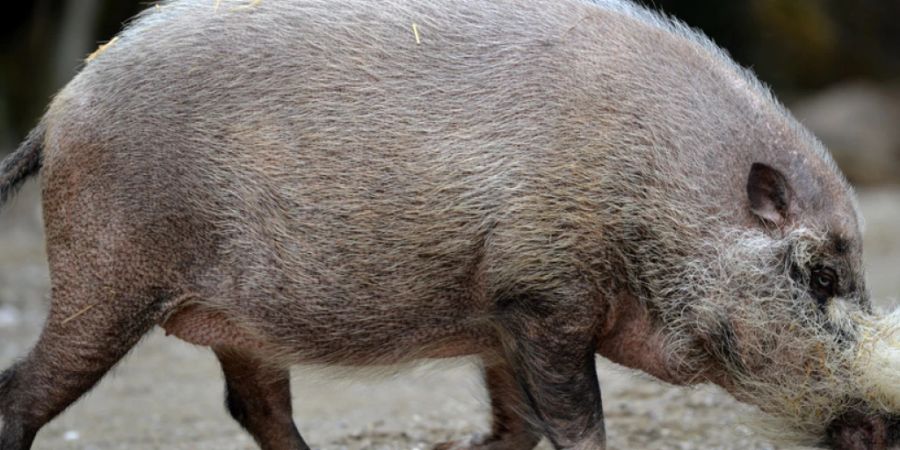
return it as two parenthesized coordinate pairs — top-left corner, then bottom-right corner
(432, 433), (488, 450)
(433, 441), (481, 450)
(433, 433), (533, 450)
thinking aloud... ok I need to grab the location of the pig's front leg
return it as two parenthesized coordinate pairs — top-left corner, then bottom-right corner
(497, 295), (607, 450)
(433, 361), (542, 450)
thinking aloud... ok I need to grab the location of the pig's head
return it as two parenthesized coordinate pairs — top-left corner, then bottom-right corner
(630, 157), (900, 448)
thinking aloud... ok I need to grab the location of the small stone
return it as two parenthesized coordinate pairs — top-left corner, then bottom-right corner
(0, 306), (20, 328)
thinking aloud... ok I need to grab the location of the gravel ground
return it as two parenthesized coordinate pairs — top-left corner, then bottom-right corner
(0, 181), (897, 450)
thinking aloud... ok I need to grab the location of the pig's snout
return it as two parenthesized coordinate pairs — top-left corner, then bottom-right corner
(826, 411), (900, 450)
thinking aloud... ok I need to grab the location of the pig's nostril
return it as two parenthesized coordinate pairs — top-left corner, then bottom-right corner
(826, 426), (869, 450)
(886, 416), (900, 449)
(826, 412), (891, 450)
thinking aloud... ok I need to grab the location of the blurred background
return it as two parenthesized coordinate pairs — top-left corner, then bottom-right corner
(0, 1), (898, 449)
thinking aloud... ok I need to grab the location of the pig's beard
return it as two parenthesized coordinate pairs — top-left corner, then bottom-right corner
(851, 311), (900, 413)
(643, 227), (900, 445)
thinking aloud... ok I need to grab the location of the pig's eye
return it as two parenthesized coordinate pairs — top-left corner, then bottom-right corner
(810, 266), (838, 302)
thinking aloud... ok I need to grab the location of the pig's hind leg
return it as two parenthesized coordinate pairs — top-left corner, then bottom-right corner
(0, 281), (164, 450)
(434, 360), (542, 450)
(161, 302), (308, 449)
(214, 348), (309, 450)
(0, 156), (212, 449)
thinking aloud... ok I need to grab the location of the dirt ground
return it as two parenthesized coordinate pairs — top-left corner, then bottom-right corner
(0, 181), (898, 450)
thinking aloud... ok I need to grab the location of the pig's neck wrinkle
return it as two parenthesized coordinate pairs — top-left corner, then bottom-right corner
(596, 294), (690, 385)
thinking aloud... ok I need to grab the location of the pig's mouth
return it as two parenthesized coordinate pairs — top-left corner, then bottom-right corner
(824, 410), (900, 450)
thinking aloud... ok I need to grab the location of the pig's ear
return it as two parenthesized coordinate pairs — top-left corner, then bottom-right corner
(747, 162), (793, 228)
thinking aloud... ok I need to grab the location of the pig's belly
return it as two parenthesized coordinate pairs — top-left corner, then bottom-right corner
(159, 302), (499, 365)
